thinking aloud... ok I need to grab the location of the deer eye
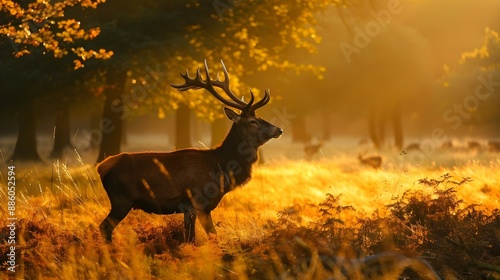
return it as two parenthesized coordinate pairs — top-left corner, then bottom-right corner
(249, 120), (259, 127)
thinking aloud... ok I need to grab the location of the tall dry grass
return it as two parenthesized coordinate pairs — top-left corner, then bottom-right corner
(0, 147), (498, 279)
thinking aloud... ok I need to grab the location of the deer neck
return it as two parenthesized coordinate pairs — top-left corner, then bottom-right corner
(213, 124), (258, 189)
(217, 124), (259, 163)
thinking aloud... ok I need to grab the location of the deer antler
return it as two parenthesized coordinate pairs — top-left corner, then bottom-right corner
(250, 88), (270, 112)
(171, 59), (269, 113)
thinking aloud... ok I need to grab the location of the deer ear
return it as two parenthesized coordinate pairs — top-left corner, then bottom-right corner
(224, 107), (241, 122)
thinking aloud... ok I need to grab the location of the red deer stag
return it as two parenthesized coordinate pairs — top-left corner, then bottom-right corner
(98, 60), (283, 243)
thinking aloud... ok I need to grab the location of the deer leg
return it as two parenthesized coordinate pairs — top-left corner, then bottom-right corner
(198, 211), (217, 235)
(99, 205), (131, 243)
(183, 210), (197, 243)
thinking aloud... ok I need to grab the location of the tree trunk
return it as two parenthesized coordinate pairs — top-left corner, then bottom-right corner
(83, 108), (102, 152)
(121, 118), (128, 147)
(175, 103), (191, 149)
(50, 106), (72, 159)
(322, 111), (331, 141)
(257, 150), (265, 165)
(11, 100), (42, 162)
(377, 112), (386, 149)
(291, 115), (310, 143)
(211, 117), (227, 147)
(368, 110), (381, 149)
(96, 69), (126, 163)
(392, 105), (403, 150)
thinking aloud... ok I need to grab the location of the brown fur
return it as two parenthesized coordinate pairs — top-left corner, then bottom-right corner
(98, 112), (282, 243)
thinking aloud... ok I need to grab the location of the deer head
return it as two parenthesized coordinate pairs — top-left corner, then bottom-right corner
(171, 60), (283, 149)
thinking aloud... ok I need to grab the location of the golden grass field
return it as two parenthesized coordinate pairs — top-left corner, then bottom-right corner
(0, 144), (499, 279)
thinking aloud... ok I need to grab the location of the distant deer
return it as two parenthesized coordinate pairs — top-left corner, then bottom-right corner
(97, 60), (283, 243)
(304, 140), (323, 160)
(358, 153), (382, 169)
(467, 141), (482, 150)
(488, 140), (500, 152)
(441, 140), (454, 150)
(404, 142), (421, 152)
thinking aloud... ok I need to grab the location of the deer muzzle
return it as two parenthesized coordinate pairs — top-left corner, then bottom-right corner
(272, 127), (283, 138)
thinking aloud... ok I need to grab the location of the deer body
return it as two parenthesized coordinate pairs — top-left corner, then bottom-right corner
(98, 60), (282, 243)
